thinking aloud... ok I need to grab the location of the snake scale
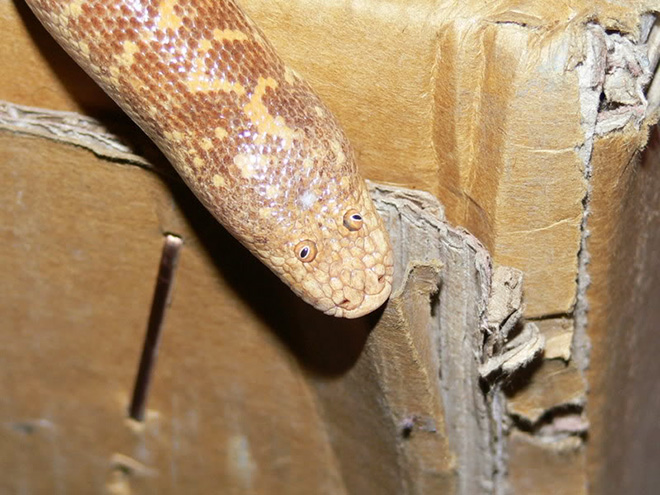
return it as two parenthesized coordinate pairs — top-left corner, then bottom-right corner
(25, 0), (394, 318)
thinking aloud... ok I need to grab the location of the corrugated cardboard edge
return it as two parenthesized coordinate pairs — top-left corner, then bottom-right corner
(371, 184), (546, 494)
(370, 183), (495, 493)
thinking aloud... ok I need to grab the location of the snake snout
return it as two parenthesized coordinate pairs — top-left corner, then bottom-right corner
(326, 264), (393, 319)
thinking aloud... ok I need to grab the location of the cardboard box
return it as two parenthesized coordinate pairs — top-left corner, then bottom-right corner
(2, 0), (660, 493)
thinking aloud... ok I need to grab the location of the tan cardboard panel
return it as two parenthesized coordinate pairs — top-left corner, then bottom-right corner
(535, 318), (574, 361)
(585, 129), (660, 495)
(243, 0), (597, 317)
(0, 0), (116, 114)
(0, 132), (347, 494)
(508, 431), (587, 495)
(506, 360), (586, 424)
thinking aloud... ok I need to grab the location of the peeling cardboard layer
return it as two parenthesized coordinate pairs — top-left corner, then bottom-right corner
(0, 100), (165, 173)
(481, 267), (545, 381)
(534, 318), (574, 361)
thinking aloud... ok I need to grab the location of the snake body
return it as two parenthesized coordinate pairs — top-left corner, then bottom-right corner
(25, 0), (393, 318)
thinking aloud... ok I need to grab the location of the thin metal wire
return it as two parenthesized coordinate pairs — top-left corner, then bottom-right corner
(129, 234), (183, 421)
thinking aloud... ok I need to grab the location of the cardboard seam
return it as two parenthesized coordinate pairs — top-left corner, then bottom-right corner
(0, 100), (170, 177)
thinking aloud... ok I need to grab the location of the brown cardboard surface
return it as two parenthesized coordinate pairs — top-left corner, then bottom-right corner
(1, 119), (502, 493)
(0, 0), (115, 114)
(0, 131), (349, 494)
(3, 0), (660, 493)
(244, 0), (595, 317)
(585, 127), (660, 495)
(508, 431), (587, 495)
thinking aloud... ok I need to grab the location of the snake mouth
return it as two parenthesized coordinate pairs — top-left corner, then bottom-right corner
(324, 276), (393, 319)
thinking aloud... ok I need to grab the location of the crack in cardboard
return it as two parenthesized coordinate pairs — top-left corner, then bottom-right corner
(503, 215), (583, 236)
(508, 403), (588, 439)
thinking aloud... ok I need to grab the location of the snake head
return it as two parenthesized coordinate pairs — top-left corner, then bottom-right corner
(25, 0), (393, 318)
(258, 180), (394, 318)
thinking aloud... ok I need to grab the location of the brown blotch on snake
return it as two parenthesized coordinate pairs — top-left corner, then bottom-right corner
(25, 0), (394, 318)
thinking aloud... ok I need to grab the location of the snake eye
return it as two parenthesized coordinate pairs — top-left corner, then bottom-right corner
(294, 240), (317, 263)
(343, 209), (364, 231)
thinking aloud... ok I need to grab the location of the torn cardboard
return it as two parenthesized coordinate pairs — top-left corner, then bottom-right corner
(534, 318), (574, 361)
(480, 267), (545, 381)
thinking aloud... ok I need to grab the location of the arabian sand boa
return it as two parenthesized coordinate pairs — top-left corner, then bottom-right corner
(26, 0), (393, 318)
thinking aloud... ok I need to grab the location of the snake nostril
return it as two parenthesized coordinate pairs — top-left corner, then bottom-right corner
(339, 299), (351, 308)
(378, 274), (385, 284)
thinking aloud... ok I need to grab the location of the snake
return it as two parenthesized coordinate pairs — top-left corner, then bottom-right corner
(24, 0), (394, 318)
